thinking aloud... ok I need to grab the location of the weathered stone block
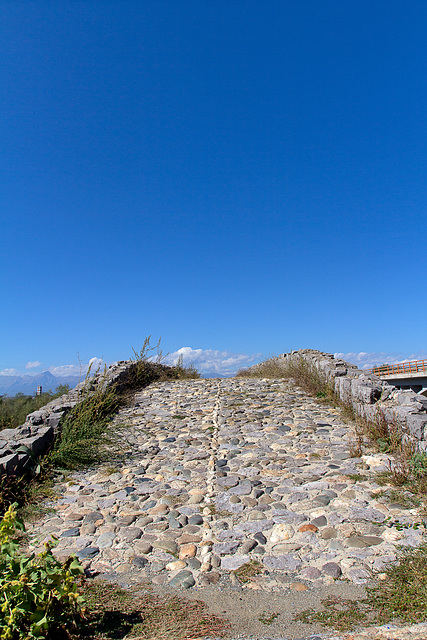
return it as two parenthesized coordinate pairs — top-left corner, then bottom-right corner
(407, 414), (427, 440)
(47, 413), (64, 429)
(0, 454), (20, 474)
(26, 411), (46, 425)
(19, 426), (54, 457)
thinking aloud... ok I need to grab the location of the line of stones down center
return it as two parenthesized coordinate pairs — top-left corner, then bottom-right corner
(26, 378), (423, 591)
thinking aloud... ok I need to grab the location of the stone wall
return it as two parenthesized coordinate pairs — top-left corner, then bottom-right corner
(0, 360), (146, 475)
(261, 349), (427, 449)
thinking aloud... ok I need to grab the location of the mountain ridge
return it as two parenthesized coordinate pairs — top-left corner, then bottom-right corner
(0, 370), (81, 396)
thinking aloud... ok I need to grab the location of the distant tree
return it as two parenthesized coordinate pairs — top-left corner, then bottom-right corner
(55, 384), (70, 396)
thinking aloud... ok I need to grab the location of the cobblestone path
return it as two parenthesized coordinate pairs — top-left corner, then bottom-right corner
(26, 378), (427, 640)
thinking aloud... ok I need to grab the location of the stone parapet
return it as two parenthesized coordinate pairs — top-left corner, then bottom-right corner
(0, 359), (154, 475)
(261, 349), (427, 448)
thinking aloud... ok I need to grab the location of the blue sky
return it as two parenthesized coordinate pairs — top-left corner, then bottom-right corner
(1, 1), (426, 377)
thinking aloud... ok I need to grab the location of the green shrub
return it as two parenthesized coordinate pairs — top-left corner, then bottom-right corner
(0, 387), (70, 431)
(48, 384), (121, 470)
(0, 503), (84, 639)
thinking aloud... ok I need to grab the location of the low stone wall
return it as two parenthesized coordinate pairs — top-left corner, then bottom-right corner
(0, 360), (150, 475)
(262, 349), (427, 449)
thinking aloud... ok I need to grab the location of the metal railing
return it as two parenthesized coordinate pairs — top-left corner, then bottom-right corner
(366, 359), (427, 377)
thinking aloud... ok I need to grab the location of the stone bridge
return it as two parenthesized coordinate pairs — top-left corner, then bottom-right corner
(4, 351), (427, 638)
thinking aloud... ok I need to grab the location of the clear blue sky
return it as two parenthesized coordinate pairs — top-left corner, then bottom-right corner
(1, 1), (426, 376)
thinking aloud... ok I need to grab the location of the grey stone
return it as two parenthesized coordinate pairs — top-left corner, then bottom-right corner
(186, 557), (201, 570)
(188, 514), (203, 525)
(118, 527), (143, 543)
(133, 556), (148, 568)
(83, 511), (103, 523)
(310, 516), (327, 528)
(320, 527), (337, 540)
(346, 536), (383, 548)
(77, 546), (99, 560)
(346, 566), (371, 584)
(212, 541), (240, 555)
(254, 532), (267, 545)
(0, 454), (19, 474)
(168, 570), (195, 589)
(235, 520), (274, 534)
(221, 554), (250, 571)
(60, 528), (80, 538)
(152, 540), (178, 554)
(228, 481), (252, 496)
(96, 532), (116, 548)
(321, 562), (342, 578)
(262, 555), (302, 571)
(240, 539), (257, 553)
(299, 567), (322, 580)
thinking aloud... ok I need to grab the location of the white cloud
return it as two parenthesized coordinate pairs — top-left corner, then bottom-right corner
(163, 347), (262, 376)
(0, 368), (20, 377)
(48, 357), (105, 377)
(335, 351), (427, 370)
(26, 361), (42, 369)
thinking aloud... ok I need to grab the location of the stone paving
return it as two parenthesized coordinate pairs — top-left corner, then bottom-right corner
(25, 378), (427, 639)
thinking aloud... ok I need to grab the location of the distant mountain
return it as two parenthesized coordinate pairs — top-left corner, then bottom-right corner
(0, 371), (81, 397)
(201, 372), (233, 378)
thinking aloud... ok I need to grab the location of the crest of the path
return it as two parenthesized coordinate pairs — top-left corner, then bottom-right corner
(24, 375), (427, 640)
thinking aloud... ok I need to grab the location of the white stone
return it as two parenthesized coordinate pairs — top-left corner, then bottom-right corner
(382, 528), (405, 542)
(269, 523), (294, 544)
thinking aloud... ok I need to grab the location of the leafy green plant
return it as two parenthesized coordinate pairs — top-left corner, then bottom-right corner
(0, 503), (84, 639)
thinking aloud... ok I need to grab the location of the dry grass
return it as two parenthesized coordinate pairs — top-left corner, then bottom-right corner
(235, 560), (263, 583)
(296, 543), (427, 632)
(237, 355), (335, 400)
(75, 580), (230, 640)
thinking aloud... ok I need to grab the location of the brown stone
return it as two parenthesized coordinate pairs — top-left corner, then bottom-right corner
(179, 543), (197, 559)
(290, 582), (308, 591)
(298, 524), (318, 533)
(177, 534), (202, 544)
(148, 504), (169, 515)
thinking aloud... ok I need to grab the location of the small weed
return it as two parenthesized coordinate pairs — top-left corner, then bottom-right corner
(172, 414), (186, 420)
(235, 560), (263, 583)
(296, 596), (370, 631)
(375, 515), (426, 531)
(98, 465), (120, 477)
(258, 611), (280, 625)
(346, 473), (367, 483)
(373, 488), (421, 509)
